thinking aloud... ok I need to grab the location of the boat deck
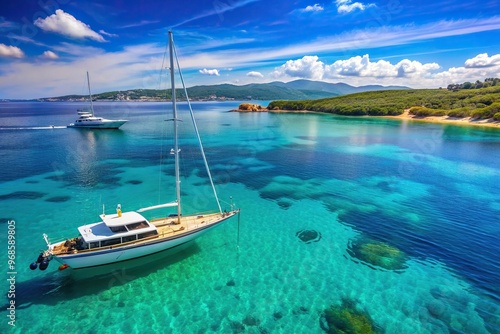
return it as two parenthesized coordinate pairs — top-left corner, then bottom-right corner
(151, 211), (232, 236)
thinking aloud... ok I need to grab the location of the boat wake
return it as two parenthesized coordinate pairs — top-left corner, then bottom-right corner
(0, 125), (67, 130)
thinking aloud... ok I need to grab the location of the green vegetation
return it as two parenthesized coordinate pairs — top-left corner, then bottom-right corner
(51, 89), (171, 101)
(185, 83), (334, 100)
(268, 79), (500, 119)
(347, 238), (408, 271)
(353, 241), (406, 270)
(269, 90), (410, 116)
(35, 80), (409, 102)
(320, 299), (380, 334)
(447, 77), (500, 91)
(99, 89), (171, 100)
(41, 84), (336, 101)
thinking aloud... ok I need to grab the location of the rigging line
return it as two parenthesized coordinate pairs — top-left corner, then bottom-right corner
(237, 211), (241, 250)
(86, 72), (95, 117)
(172, 37), (223, 214)
(156, 38), (170, 205)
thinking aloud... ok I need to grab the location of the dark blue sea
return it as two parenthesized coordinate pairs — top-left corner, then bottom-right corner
(0, 101), (499, 333)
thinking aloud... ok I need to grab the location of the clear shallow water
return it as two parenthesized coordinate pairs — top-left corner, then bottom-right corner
(0, 102), (499, 333)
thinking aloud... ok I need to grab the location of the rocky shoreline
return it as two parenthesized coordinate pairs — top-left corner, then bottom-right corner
(232, 104), (499, 128)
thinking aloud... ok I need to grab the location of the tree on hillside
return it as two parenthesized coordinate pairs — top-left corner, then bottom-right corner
(447, 78), (499, 91)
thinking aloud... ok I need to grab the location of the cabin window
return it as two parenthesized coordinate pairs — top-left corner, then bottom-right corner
(138, 231), (158, 239)
(122, 235), (137, 243)
(110, 225), (127, 233)
(89, 242), (100, 249)
(126, 221), (149, 231)
(101, 238), (121, 247)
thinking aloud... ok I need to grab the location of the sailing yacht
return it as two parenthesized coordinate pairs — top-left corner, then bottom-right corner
(31, 32), (239, 270)
(68, 72), (128, 129)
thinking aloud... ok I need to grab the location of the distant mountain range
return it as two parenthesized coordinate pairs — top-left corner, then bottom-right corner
(34, 80), (410, 102)
(269, 80), (409, 96)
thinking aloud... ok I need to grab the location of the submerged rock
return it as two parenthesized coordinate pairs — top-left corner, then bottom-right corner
(230, 321), (245, 333)
(45, 195), (71, 203)
(293, 306), (309, 315)
(0, 191), (46, 200)
(426, 299), (447, 319)
(242, 315), (261, 326)
(320, 298), (380, 334)
(99, 290), (112, 301)
(347, 237), (408, 271)
(296, 229), (322, 244)
(277, 200), (292, 209)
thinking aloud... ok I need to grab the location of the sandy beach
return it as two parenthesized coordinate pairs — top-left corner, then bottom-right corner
(384, 110), (500, 129)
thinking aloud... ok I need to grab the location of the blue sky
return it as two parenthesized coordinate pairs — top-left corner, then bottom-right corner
(0, 0), (499, 99)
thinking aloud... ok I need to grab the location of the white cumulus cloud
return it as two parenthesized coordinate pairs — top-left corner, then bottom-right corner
(272, 54), (440, 81)
(40, 50), (59, 59)
(335, 0), (375, 14)
(329, 55), (440, 78)
(271, 56), (324, 80)
(0, 44), (24, 58)
(324, 55), (440, 78)
(246, 71), (263, 78)
(301, 4), (324, 12)
(199, 68), (220, 76)
(270, 53), (500, 88)
(433, 53), (500, 87)
(464, 53), (500, 68)
(34, 9), (106, 42)
(395, 59), (440, 77)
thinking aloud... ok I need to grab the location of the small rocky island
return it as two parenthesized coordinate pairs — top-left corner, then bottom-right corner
(234, 103), (268, 112)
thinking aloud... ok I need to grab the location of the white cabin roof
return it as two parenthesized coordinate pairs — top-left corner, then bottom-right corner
(100, 211), (146, 227)
(78, 222), (114, 242)
(77, 212), (156, 243)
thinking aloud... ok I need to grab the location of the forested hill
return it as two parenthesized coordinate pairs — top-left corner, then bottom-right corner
(268, 80), (500, 120)
(34, 80), (409, 102)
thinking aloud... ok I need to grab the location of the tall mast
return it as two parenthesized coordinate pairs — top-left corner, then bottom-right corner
(169, 31), (182, 222)
(86, 71), (95, 117)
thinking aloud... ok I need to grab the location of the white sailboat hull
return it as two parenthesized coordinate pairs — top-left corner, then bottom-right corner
(52, 216), (230, 269)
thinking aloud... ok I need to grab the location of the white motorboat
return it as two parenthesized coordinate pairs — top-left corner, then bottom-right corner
(68, 72), (127, 129)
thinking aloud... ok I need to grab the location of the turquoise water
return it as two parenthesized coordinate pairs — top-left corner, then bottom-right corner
(0, 102), (499, 333)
